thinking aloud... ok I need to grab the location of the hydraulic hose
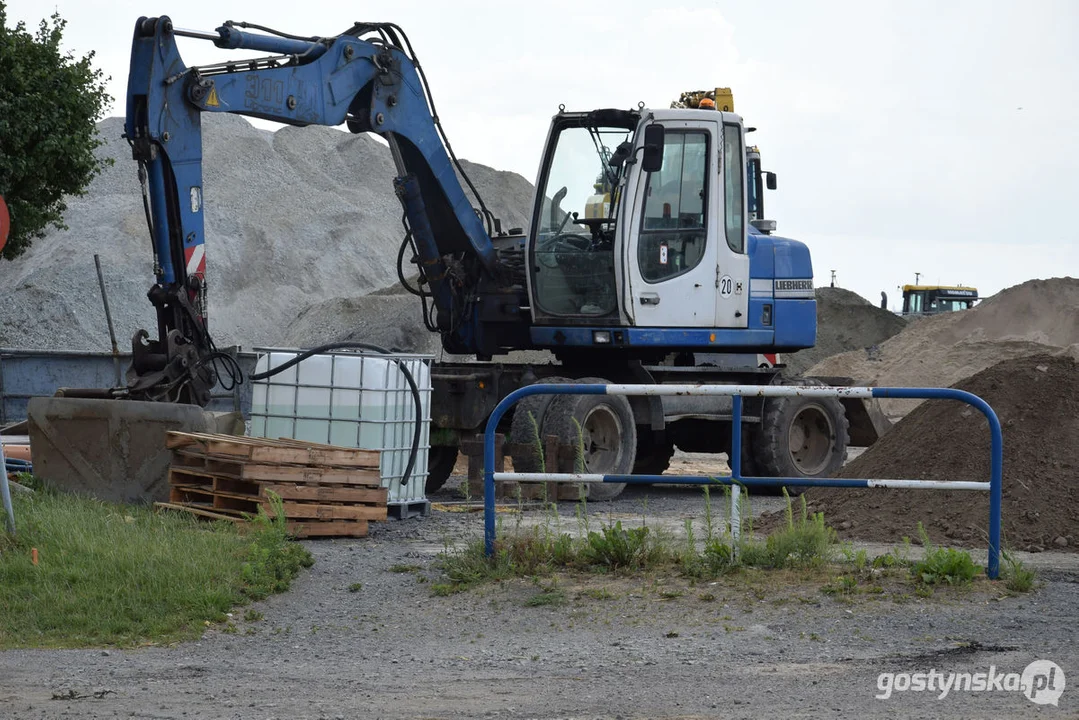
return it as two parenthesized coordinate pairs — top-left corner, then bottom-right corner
(248, 341), (423, 488)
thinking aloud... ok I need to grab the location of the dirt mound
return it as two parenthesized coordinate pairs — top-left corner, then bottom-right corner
(782, 287), (908, 378)
(808, 277), (1079, 418)
(781, 355), (1079, 552)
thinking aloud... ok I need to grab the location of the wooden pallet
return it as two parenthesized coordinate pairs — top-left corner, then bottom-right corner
(170, 450), (381, 486)
(166, 432), (380, 469)
(160, 432), (387, 537)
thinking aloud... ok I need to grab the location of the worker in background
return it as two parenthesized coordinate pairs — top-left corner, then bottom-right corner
(880, 291), (888, 309)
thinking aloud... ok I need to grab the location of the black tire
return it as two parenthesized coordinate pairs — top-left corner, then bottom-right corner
(633, 434), (674, 476)
(508, 376), (573, 473)
(542, 377), (636, 501)
(425, 445), (459, 495)
(752, 378), (849, 494)
(734, 425), (761, 479)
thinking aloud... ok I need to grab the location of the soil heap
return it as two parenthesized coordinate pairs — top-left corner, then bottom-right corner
(807, 278), (1079, 418)
(781, 287), (907, 378)
(798, 354), (1079, 552)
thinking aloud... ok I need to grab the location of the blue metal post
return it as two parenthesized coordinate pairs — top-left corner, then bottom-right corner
(730, 394), (743, 480)
(873, 387), (1003, 579)
(483, 383), (605, 557)
(0, 441), (14, 535)
(483, 410), (498, 557)
(987, 412), (1004, 580)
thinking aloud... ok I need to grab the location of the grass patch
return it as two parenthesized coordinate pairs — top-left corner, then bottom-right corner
(435, 487), (836, 593)
(581, 520), (671, 570)
(388, 564), (422, 574)
(821, 574), (859, 596)
(525, 588), (567, 607)
(434, 485), (1009, 605)
(738, 492), (836, 570)
(1001, 550), (1036, 593)
(581, 587), (614, 601)
(911, 523), (978, 586)
(0, 489), (311, 648)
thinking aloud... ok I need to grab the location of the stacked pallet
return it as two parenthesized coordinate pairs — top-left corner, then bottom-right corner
(157, 432), (386, 538)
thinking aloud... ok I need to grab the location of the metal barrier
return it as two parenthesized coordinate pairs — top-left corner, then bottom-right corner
(483, 384), (1003, 579)
(0, 441), (14, 534)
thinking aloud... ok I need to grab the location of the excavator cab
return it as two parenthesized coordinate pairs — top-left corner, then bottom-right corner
(524, 102), (815, 358)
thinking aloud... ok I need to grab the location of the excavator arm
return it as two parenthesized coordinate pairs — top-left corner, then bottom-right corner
(123, 16), (505, 404)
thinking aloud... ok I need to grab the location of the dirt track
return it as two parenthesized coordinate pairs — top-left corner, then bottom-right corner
(1, 478), (1077, 720)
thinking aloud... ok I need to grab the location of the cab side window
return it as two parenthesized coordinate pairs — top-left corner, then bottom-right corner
(639, 131), (708, 283)
(723, 123), (745, 253)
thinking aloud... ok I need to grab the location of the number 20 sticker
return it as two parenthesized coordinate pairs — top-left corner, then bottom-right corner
(719, 275), (734, 297)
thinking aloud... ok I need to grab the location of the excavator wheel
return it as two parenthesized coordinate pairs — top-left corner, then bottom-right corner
(633, 434), (675, 476)
(424, 445), (459, 495)
(751, 377), (849, 495)
(507, 376), (573, 473)
(734, 425), (761, 480)
(541, 377), (636, 501)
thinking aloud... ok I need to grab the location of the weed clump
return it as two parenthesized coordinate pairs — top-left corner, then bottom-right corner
(434, 487), (1006, 602)
(911, 522), (978, 586)
(1001, 550), (1036, 593)
(241, 493), (315, 601)
(739, 492), (836, 570)
(581, 520), (671, 570)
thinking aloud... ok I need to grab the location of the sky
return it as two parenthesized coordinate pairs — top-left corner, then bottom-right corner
(7, 0), (1077, 309)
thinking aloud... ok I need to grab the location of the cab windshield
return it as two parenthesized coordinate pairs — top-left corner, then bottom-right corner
(533, 124), (632, 318)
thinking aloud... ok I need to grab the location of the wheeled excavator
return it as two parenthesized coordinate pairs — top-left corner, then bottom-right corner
(49, 16), (891, 500)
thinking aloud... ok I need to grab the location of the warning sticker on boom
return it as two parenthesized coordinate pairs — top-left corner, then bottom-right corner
(0, 196), (9, 255)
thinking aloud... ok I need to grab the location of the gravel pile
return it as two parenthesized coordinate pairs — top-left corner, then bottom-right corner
(0, 115), (534, 352)
(807, 277), (1079, 418)
(782, 287), (908, 378)
(281, 292), (441, 355)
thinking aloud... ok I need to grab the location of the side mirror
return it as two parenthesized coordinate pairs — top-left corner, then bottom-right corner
(765, 171), (777, 190)
(641, 124), (665, 173)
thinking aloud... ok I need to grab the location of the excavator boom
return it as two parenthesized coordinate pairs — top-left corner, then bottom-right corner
(124, 16), (509, 403)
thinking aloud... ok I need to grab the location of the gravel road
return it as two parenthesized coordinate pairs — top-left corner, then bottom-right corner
(1, 474), (1076, 719)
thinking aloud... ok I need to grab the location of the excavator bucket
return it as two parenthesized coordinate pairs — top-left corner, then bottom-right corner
(810, 375), (894, 447)
(26, 397), (221, 505)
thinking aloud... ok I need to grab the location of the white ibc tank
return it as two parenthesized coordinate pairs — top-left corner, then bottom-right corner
(248, 349), (432, 507)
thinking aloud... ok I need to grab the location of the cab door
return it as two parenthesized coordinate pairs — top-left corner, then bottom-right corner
(624, 122), (719, 327)
(714, 122), (750, 327)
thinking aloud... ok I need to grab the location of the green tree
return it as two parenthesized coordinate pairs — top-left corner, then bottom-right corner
(0, 4), (112, 260)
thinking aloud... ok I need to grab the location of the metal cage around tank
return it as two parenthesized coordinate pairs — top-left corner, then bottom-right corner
(481, 383), (1004, 579)
(247, 349), (433, 513)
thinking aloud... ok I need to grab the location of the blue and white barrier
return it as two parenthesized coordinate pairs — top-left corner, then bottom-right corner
(482, 384), (1003, 579)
